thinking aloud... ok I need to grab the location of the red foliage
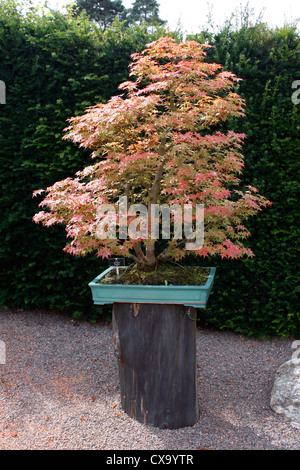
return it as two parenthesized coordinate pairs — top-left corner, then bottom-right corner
(33, 37), (271, 266)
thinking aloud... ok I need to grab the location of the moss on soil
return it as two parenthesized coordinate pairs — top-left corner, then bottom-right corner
(99, 263), (210, 286)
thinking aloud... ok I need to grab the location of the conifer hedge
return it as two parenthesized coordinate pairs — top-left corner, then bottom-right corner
(0, 2), (299, 336)
(189, 17), (300, 337)
(0, 1), (167, 318)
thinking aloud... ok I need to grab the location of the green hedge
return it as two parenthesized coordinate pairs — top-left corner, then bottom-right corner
(0, 2), (167, 318)
(0, 2), (299, 337)
(189, 19), (300, 337)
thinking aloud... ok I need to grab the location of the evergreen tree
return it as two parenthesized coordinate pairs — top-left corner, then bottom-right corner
(127, 0), (165, 25)
(74, 0), (125, 28)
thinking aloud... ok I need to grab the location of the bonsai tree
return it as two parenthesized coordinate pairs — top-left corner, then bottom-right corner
(32, 37), (272, 430)
(33, 36), (271, 270)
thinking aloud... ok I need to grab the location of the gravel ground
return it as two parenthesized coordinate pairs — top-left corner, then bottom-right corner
(0, 307), (299, 450)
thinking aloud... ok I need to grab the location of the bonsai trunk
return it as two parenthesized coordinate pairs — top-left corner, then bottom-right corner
(133, 241), (157, 268)
(132, 156), (166, 269)
(112, 302), (199, 429)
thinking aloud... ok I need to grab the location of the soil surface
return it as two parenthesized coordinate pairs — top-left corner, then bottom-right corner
(99, 263), (210, 285)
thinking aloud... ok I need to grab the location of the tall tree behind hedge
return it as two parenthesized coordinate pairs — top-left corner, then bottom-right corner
(0, 0), (167, 315)
(126, 0), (165, 26)
(189, 11), (300, 337)
(74, 0), (126, 29)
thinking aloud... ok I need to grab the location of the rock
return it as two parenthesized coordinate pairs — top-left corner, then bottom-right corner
(270, 359), (300, 429)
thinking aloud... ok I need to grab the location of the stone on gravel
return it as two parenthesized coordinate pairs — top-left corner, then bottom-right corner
(270, 359), (300, 429)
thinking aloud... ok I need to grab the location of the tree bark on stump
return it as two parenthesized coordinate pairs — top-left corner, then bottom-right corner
(112, 302), (199, 429)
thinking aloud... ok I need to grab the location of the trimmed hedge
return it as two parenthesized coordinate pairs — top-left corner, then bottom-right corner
(189, 20), (300, 337)
(0, 2), (167, 318)
(0, 3), (299, 336)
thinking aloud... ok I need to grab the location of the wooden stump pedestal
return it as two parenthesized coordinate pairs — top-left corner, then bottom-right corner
(112, 302), (199, 429)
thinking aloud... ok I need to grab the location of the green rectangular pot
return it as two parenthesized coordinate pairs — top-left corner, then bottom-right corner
(89, 266), (216, 308)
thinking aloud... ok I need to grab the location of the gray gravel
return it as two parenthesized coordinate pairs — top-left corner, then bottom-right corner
(0, 307), (299, 450)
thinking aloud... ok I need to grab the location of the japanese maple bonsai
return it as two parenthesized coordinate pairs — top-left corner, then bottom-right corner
(33, 36), (271, 270)
(33, 37), (271, 429)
